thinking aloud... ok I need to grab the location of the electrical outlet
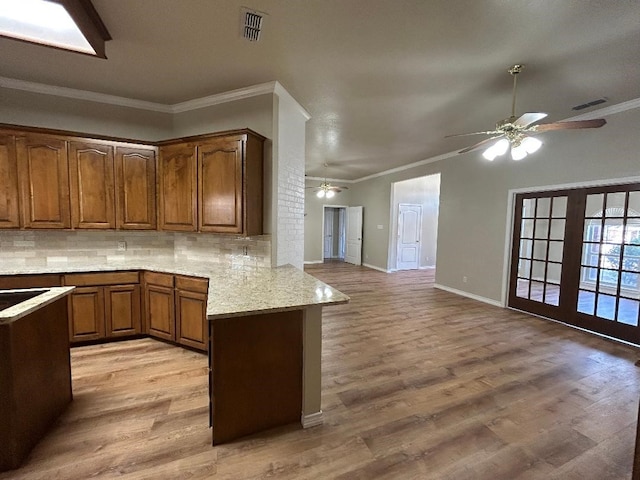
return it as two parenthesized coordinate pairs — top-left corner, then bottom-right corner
(462, 276), (468, 283)
(117, 241), (127, 251)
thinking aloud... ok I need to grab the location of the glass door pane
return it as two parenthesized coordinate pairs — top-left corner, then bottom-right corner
(578, 189), (640, 327)
(511, 194), (567, 310)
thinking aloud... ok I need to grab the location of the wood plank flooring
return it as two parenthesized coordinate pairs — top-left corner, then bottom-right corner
(2, 262), (640, 479)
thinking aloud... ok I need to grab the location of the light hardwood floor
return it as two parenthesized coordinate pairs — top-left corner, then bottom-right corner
(3, 263), (640, 479)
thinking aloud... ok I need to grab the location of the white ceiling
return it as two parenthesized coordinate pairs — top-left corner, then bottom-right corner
(1, 0), (639, 180)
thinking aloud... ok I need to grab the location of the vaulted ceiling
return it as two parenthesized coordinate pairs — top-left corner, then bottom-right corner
(1, 0), (639, 180)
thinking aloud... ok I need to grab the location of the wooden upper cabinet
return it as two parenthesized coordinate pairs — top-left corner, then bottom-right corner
(198, 132), (263, 235)
(115, 146), (157, 230)
(198, 137), (243, 233)
(16, 135), (71, 229)
(0, 134), (20, 228)
(68, 141), (115, 229)
(158, 143), (197, 231)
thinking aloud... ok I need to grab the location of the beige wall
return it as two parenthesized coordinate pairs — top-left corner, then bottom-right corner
(0, 88), (173, 140)
(172, 95), (273, 139)
(346, 107), (640, 303)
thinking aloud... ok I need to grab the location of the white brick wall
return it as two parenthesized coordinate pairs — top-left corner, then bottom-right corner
(272, 87), (309, 269)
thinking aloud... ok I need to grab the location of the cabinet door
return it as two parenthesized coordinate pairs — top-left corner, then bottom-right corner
(68, 286), (105, 343)
(105, 284), (141, 337)
(0, 134), (20, 228)
(16, 135), (70, 229)
(198, 137), (243, 233)
(69, 141), (115, 229)
(158, 143), (197, 231)
(175, 288), (208, 351)
(115, 146), (157, 230)
(146, 284), (175, 341)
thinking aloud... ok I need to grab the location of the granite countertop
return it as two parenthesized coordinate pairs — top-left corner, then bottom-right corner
(0, 261), (350, 319)
(0, 287), (75, 324)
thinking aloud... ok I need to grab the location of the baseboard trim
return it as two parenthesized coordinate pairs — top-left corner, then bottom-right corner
(433, 283), (503, 307)
(362, 263), (390, 273)
(303, 260), (324, 265)
(301, 411), (324, 428)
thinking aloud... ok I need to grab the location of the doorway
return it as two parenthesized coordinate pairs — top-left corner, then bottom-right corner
(390, 174), (440, 271)
(323, 206), (346, 261)
(508, 183), (640, 343)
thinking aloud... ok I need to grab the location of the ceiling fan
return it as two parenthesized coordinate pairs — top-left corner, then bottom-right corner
(306, 164), (349, 198)
(447, 64), (607, 161)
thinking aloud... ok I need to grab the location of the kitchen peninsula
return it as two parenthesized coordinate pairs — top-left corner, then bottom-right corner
(0, 260), (349, 448)
(0, 286), (75, 471)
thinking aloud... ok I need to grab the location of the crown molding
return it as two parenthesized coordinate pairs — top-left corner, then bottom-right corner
(0, 76), (172, 113)
(0, 76), (304, 115)
(171, 81), (278, 113)
(566, 97), (640, 121)
(305, 176), (355, 184)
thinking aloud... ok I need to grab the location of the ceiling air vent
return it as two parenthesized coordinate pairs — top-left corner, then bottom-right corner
(572, 98), (607, 111)
(240, 7), (266, 42)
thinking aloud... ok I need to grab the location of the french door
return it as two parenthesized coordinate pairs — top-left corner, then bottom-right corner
(509, 183), (640, 343)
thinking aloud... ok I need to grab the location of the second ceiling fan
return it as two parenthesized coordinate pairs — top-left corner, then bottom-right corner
(447, 64), (606, 161)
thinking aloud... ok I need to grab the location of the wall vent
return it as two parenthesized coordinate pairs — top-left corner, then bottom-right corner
(572, 98), (607, 111)
(240, 7), (266, 42)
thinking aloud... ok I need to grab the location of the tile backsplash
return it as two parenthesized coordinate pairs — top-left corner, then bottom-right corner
(0, 230), (271, 268)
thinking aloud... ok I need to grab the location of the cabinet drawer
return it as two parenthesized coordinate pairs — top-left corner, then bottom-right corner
(175, 275), (208, 293)
(64, 271), (139, 287)
(144, 271), (174, 288)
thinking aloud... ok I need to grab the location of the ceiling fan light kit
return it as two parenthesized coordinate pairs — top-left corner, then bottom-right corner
(316, 188), (335, 199)
(307, 163), (348, 200)
(448, 64), (606, 162)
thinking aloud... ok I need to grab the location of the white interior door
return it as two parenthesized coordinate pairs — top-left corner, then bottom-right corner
(396, 204), (422, 270)
(323, 208), (334, 258)
(345, 206), (363, 265)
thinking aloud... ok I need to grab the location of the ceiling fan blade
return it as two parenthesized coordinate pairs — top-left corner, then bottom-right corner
(534, 118), (606, 132)
(458, 135), (504, 154)
(445, 130), (501, 138)
(514, 112), (547, 127)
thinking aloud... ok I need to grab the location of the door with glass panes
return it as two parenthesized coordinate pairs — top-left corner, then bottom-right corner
(509, 184), (640, 343)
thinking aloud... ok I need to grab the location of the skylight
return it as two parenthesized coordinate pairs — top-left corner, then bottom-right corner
(0, 0), (110, 57)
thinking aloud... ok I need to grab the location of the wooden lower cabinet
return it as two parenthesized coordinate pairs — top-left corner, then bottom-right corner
(175, 275), (208, 351)
(67, 286), (105, 342)
(146, 283), (175, 341)
(144, 271), (208, 352)
(0, 270), (207, 351)
(64, 272), (141, 344)
(106, 284), (141, 337)
(0, 274), (61, 290)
